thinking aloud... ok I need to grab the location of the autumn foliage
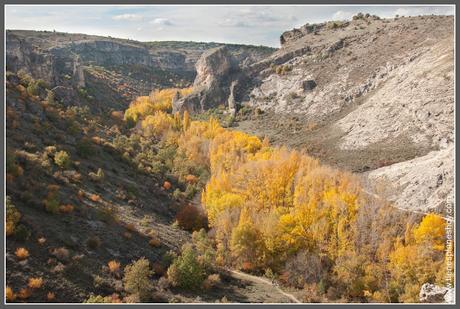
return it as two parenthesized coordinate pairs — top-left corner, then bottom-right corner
(124, 91), (449, 303)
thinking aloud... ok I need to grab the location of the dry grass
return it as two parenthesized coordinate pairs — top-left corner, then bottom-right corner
(15, 247), (29, 260)
(28, 277), (44, 289)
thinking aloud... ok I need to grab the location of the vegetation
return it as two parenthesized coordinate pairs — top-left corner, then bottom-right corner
(124, 87), (193, 124)
(121, 90), (448, 302)
(123, 258), (154, 301)
(167, 244), (206, 290)
(54, 150), (71, 169)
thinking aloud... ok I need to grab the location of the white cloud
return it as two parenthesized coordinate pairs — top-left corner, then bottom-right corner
(150, 18), (173, 26)
(112, 14), (143, 21)
(218, 18), (252, 28)
(332, 10), (354, 21)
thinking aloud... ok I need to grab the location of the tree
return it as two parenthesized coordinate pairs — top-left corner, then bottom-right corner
(167, 244), (206, 290)
(183, 111), (190, 131)
(123, 258), (154, 301)
(230, 208), (265, 270)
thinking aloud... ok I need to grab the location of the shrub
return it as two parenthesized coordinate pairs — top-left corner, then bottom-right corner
(17, 288), (32, 300)
(86, 236), (101, 250)
(163, 181), (172, 190)
(14, 224), (30, 241)
(45, 89), (55, 106)
(6, 286), (16, 302)
(90, 194), (101, 202)
(84, 294), (114, 303)
(44, 191), (60, 214)
(59, 204), (74, 214)
(28, 277), (44, 289)
(123, 257), (154, 301)
(76, 138), (94, 158)
(149, 237), (161, 247)
(54, 151), (71, 169)
(108, 260), (121, 274)
(6, 196), (21, 236)
(47, 292), (56, 301)
(203, 274), (221, 290)
(167, 244), (205, 290)
(15, 247), (29, 260)
(51, 247), (70, 262)
(125, 223), (137, 232)
(175, 204), (207, 232)
(185, 174), (198, 184)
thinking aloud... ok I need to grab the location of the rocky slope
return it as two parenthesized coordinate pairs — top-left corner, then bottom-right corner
(236, 14), (454, 215)
(6, 30), (275, 110)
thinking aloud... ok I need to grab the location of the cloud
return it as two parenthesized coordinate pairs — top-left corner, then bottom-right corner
(112, 14), (143, 21)
(150, 18), (173, 26)
(218, 18), (252, 28)
(332, 10), (354, 21)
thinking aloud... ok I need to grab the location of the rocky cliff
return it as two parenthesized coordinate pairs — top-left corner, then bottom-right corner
(240, 14), (454, 215)
(6, 30), (275, 110)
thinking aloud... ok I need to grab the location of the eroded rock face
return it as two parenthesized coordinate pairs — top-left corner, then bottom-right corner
(419, 283), (454, 303)
(173, 46), (246, 113)
(246, 15), (454, 214)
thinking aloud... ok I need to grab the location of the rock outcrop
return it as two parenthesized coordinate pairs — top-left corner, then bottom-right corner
(6, 30), (275, 108)
(173, 46), (247, 113)
(244, 15), (454, 214)
(419, 283), (454, 303)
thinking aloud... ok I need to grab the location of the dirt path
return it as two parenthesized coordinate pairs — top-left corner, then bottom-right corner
(227, 269), (302, 303)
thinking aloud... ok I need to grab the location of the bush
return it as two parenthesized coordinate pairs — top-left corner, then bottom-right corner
(203, 274), (221, 290)
(28, 277), (44, 289)
(84, 294), (114, 303)
(86, 236), (101, 250)
(59, 204), (74, 214)
(6, 196), (21, 236)
(44, 191), (60, 214)
(108, 260), (121, 274)
(76, 138), (95, 158)
(123, 258), (154, 301)
(175, 204), (207, 231)
(54, 151), (71, 169)
(6, 286), (15, 302)
(15, 247), (29, 260)
(14, 224), (30, 241)
(167, 244), (206, 290)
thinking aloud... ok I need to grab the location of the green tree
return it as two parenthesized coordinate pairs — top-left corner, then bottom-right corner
(123, 257), (154, 301)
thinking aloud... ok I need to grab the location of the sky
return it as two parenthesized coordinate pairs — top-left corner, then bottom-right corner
(5, 5), (455, 47)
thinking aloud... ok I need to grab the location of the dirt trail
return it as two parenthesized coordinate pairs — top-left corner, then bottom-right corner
(228, 269), (302, 303)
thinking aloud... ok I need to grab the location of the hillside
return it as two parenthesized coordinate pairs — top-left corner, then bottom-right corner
(235, 14), (454, 215)
(5, 13), (454, 304)
(6, 30), (275, 110)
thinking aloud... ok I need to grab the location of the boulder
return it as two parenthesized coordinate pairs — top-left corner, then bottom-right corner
(302, 80), (317, 91)
(419, 283), (452, 303)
